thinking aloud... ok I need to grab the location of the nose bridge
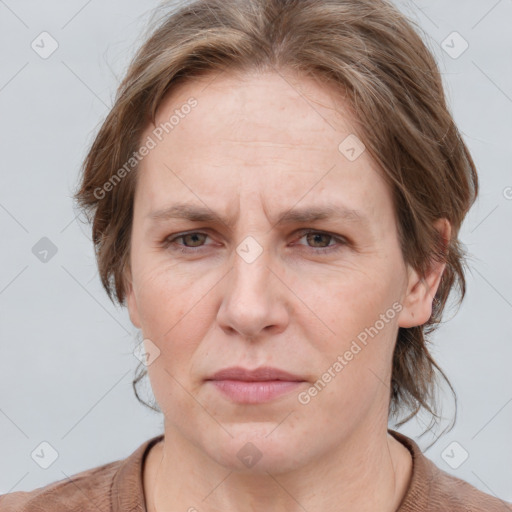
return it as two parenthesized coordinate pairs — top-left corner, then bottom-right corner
(233, 238), (271, 295)
(217, 234), (287, 338)
(229, 236), (274, 309)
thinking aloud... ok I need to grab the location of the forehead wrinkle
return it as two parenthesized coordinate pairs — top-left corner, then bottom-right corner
(146, 201), (369, 232)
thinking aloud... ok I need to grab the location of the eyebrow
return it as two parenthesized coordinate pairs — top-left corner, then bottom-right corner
(147, 202), (368, 228)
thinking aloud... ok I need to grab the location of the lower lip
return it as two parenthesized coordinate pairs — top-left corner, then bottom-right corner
(208, 380), (304, 403)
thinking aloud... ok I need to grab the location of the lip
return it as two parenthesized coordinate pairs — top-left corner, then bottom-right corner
(205, 366), (306, 404)
(207, 366), (305, 382)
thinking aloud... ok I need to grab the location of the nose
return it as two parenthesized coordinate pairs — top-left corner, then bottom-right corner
(216, 245), (290, 340)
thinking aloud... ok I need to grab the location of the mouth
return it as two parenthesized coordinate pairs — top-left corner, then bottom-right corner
(205, 366), (306, 404)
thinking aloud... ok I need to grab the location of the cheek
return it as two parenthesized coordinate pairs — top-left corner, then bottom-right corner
(293, 264), (399, 349)
(146, 358), (199, 419)
(301, 282), (399, 425)
(133, 265), (217, 367)
(133, 262), (194, 329)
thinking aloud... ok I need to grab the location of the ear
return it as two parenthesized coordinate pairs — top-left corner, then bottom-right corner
(124, 264), (142, 329)
(397, 218), (451, 328)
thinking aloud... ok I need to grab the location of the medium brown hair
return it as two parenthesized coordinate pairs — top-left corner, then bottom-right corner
(74, 0), (478, 429)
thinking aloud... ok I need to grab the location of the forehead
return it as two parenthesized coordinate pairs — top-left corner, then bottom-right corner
(135, 70), (394, 231)
(149, 69), (359, 151)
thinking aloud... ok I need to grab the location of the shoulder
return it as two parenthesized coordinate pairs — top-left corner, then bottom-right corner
(426, 463), (511, 512)
(389, 429), (511, 512)
(0, 434), (163, 512)
(0, 458), (121, 512)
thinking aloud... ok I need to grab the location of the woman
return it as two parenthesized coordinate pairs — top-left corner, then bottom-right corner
(1, 0), (509, 510)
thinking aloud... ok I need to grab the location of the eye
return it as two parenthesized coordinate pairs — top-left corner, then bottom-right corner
(162, 231), (211, 253)
(294, 229), (347, 253)
(162, 229), (348, 254)
(177, 232), (208, 247)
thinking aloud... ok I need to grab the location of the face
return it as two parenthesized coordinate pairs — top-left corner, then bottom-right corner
(126, 70), (446, 473)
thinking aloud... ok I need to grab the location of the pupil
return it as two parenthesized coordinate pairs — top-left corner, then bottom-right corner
(186, 233), (203, 246)
(308, 233), (329, 247)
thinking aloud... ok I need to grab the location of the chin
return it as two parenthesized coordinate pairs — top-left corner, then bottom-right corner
(204, 424), (312, 474)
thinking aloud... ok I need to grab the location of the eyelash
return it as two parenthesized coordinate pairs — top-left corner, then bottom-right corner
(161, 229), (348, 255)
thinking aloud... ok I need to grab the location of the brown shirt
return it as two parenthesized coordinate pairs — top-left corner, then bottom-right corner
(1, 429), (509, 511)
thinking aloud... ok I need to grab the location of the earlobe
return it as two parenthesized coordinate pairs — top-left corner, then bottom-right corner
(397, 218), (451, 329)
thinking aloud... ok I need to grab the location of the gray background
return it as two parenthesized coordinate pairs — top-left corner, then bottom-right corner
(0, 0), (511, 503)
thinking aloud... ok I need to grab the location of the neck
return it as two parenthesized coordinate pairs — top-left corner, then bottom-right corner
(144, 423), (412, 512)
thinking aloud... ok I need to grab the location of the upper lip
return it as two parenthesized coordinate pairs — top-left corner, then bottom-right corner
(207, 366), (305, 382)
